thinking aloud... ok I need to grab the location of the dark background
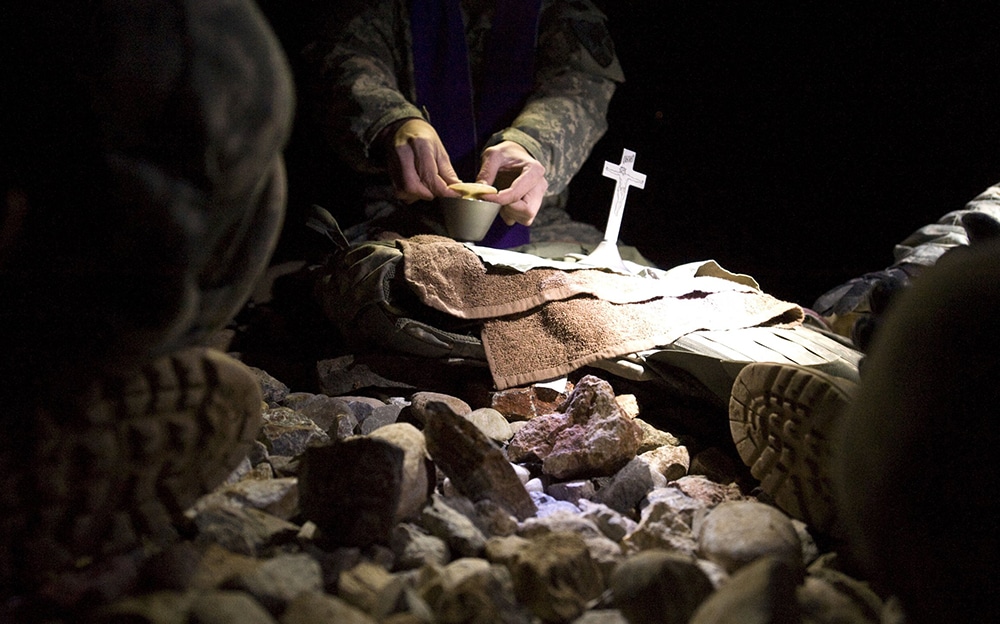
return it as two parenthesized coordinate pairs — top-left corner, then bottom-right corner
(266, 1), (1000, 306)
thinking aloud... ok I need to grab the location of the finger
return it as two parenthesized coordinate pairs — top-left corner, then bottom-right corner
(475, 157), (501, 187)
(403, 143), (440, 202)
(390, 147), (429, 203)
(498, 205), (519, 226)
(499, 201), (536, 226)
(485, 171), (528, 204)
(430, 156), (462, 196)
(398, 167), (433, 202)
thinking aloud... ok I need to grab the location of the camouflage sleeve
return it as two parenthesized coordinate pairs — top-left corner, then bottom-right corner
(302, 1), (422, 173)
(484, 0), (625, 196)
(892, 182), (1000, 267)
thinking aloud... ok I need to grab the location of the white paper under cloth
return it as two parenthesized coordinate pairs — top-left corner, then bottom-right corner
(398, 236), (804, 389)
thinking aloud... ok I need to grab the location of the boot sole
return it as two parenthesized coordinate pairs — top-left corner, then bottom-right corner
(2, 347), (263, 594)
(729, 362), (855, 533)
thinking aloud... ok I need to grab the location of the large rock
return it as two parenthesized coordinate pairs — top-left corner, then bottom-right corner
(368, 423), (434, 522)
(507, 375), (643, 479)
(502, 531), (605, 623)
(610, 549), (715, 624)
(298, 438), (406, 547)
(423, 400), (535, 521)
(490, 382), (571, 421)
(259, 407), (329, 457)
(416, 558), (532, 624)
(696, 501), (802, 574)
(689, 556), (803, 624)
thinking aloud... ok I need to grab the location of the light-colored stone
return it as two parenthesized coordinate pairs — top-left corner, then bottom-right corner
(547, 479), (597, 505)
(417, 558), (531, 624)
(189, 590), (277, 624)
(338, 561), (396, 614)
(407, 391), (471, 424)
(622, 498), (699, 557)
(530, 491), (582, 517)
(189, 505), (300, 557)
(186, 544), (262, 591)
(466, 407), (514, 442)
(391, 523), (451, 571)
(572, 610), (630, 624)
(672, 474), (746, 506)
(805, 554), (885, 622)
(281, 590), (379, 624)
(615, 394), (639, 419)
(91, 590), (197, 623)
(368, 423), (433, 522)
(797, 576), (882, 624)
(577, 500), (638, 543)
(228, 553), (323, 614)
(634, 417), (681, 454)
(697, 501), (802, 574)
(419, 494), (488, 557)
(641, 444), (690, 481)
(191, 477), (299, 520)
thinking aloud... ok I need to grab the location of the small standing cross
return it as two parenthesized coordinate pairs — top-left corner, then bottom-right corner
(600, 148), (646, 246)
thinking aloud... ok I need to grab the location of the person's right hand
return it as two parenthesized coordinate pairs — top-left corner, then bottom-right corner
(384, 118), (462, 203)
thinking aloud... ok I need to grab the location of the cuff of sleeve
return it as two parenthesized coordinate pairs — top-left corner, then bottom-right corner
(485, 127), (549, 171)
(363, 105), (426, 162)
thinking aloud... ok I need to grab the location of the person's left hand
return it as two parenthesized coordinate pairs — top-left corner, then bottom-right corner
(474, 141), (547, 226)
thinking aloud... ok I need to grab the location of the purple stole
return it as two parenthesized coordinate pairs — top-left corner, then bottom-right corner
(410, 0), (541, 248)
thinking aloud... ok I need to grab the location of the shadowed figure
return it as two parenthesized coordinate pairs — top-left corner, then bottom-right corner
(1, 0), (293, 613)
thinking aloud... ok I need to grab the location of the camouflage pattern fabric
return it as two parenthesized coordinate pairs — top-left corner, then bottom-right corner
(813, 181), (1000, 320)
(891, 181), (1000, 268)
(302, 0), (625, 230)
(1, 0), (295, 387)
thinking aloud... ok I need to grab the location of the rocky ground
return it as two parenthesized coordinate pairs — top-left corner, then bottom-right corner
(7, 271), (903, 624)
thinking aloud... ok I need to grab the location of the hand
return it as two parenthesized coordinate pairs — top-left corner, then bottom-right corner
(384, 119), (461, 203)
(475, 141), (547, 226)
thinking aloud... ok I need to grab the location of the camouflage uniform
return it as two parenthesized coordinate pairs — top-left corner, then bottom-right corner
(810, 180), (1000, 353)
(891, 181), (1000, 267)
(303, 0), (625, 243)
(814, 181), (1000, 322)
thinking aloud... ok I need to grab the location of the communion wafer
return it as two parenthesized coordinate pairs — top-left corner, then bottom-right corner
(448, 182), (498, 199)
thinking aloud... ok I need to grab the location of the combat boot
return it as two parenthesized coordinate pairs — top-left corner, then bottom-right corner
(1, 347), (263, 611)
(728, 362), (856, 535)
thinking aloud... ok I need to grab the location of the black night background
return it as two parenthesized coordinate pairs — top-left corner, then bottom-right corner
(267, 1), (1000, 306)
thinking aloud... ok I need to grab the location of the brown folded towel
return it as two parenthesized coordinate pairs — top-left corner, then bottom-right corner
(399, 235), (747, 318)
(398, 235), (803, 389)
(482, 289), (803, 389)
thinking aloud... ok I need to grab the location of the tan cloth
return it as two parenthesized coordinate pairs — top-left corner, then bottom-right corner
(399, 235), (803, 389)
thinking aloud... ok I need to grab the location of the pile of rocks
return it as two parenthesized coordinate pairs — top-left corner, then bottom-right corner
(46, 354), (897, 623)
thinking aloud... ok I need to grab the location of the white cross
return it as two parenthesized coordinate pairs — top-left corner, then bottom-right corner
(601, 148), (646, 245)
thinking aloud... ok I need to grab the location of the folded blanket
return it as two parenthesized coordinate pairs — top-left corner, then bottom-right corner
(482, 290), (803, 389)
(399, 235), (762, 318)
(398, 235), (803, 389)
